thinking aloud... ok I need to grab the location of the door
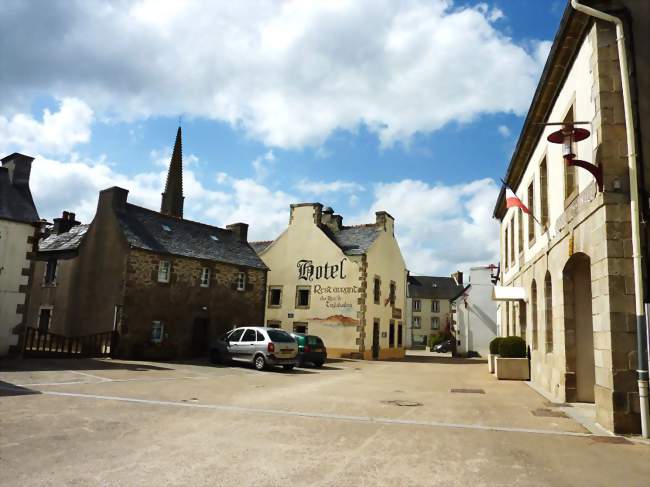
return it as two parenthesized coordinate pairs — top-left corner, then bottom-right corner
(225, 328), (245, 361)
(191, 318), (209, 357)
(372, 320), (380, 360)
(238, 328), (258, 361)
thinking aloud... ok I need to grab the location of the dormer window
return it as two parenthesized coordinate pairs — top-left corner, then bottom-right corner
(162, 224), (171, 232)
(210, 235), (219, 241)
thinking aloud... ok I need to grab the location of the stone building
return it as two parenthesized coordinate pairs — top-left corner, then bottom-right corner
(405, 274), (464, 349)
(26, 128), (267, 358)
(451, 266), (497, 357)
(252, 204), (407, 359)
(0, 153), (40, 356)
(493, 1), (649, 433)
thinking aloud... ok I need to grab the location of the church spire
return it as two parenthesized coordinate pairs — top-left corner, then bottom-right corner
(160, 126), (184, 218)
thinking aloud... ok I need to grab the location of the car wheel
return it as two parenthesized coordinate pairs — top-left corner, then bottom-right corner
(282, 364), (295, 371)
(313, 360), (324, 368)
(254, 354), (266, 371)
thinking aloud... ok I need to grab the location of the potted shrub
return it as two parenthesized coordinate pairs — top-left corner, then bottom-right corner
(488, 337), (502, 373)
(495, 336), (529, 380)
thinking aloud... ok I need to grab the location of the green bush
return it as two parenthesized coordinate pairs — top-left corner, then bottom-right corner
(428, 333), (446, 349)
(498, 336), (527, 358)
(489, 337), (503, 355)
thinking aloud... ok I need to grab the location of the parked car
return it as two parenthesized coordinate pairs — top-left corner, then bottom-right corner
(209, 326), (298, 371)
(432, 339), (454, 353)
(291, 333), (327, 367)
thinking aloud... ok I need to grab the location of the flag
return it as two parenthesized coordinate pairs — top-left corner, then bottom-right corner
(500, 178), (542, 226)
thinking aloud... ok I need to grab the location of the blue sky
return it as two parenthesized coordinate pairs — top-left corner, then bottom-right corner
(0, 0), (564, 275)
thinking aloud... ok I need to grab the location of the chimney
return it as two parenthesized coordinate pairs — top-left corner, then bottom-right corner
(321, 206), (342, 232)
(52, 211), (81, 235)
(98, 186), (129, 214)
(227, 223), (249, 242)
(452, 271), (463, 285)
(1, 153), (35, 187)
(375, 211), (395, 233)
(289, 203), (323, 227)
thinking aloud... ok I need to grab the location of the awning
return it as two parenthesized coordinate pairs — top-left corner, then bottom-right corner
(492, 286), (527, 302)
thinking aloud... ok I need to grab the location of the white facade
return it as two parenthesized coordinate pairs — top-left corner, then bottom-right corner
(453, 266), (497, 357)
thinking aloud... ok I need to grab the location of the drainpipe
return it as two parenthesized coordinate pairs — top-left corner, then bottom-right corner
(571, 0), (649, 438)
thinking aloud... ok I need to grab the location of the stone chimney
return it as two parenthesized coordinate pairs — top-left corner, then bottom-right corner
(1, 153), (34, 188)
(227, 223), (249, 242)
(321, 206), (343, 232)
(52, 211), (81, 235)
(289, 203), (323, 227)
(452, 271), (463, 285)
(98, 186), (129, 214)
(375, 211), (395, 234)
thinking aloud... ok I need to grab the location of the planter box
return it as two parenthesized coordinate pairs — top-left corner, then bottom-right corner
(495, 357), (529, 380)
(488, 354), (498, 373)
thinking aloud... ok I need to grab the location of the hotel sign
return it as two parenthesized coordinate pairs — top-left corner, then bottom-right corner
(297, 258), (348, 281)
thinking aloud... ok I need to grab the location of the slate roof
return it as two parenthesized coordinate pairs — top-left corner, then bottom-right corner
(39, 224), (89, 253)
(116, 203), (268, 270)
(329, 225), (381, 256)
(250, 241), (273, 254)
(408, 275), (464, 300)
(0, 167), (39, 224)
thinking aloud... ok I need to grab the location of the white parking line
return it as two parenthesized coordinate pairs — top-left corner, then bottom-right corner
(69, 371), (112, 382)
(14, 376), (210, 387)
(39, 390), (600, 439)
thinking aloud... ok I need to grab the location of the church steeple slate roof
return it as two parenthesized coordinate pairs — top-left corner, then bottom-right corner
(160, 126), (184, 218)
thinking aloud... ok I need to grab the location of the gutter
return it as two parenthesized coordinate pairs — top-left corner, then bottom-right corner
(571, 0), (649, 439)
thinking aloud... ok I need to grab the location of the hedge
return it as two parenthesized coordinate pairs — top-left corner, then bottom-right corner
(498, 336), (527, 358)
(489, 337), (503, 355)
(428, 333), (447, 349)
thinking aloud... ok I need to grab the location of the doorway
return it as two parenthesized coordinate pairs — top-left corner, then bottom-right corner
(191, 318), (209, 357)
(563, 253), (595, 403)
(372, 320), (380, 359)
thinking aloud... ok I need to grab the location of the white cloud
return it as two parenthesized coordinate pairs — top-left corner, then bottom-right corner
(295, 179), (365, 195)
(251, 150), (276, 181)
(1, 1), (549, 149)
(355, 178), (500, 275)
(497, 125), (511, 137)
(0, 98), (93, 155)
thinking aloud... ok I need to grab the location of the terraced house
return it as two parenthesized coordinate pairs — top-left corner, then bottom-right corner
(493, 0), (650, 434)
(253, 204), (407, 359)
(26, 128), (267, 359)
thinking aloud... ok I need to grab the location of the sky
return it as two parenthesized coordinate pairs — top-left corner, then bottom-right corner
(0, 0), (564, 276)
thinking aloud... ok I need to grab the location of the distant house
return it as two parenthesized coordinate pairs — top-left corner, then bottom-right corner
(0, 153), (40, 356)
(405, 273), (464, 349)
(253, 204), (407, 359)
(26, 128), (268, 359)
(451, 266), (497, 357)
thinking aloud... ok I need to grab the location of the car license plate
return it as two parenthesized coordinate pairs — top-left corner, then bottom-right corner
(280, 349), (293, 356)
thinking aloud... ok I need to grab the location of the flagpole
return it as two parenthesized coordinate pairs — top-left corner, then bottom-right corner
(500, 178), (544, 228)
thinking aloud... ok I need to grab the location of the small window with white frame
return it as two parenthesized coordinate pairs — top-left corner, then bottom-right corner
(432, 300), (440, 312)
(431, 317), (440, 330)
(151, 321), (164, 343)
(412, 316), (421, 329)
(236, 272), (246, 291)
(200, 267), (211, 287)
(413, 299), (421, 312)
(158, 261), (171, 283)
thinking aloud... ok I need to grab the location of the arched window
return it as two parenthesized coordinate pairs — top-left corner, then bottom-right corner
(545, 272), (553, 352)
(531, 280), (538, 350)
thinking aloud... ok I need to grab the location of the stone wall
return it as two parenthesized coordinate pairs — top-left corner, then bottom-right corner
(119, 249), (266, 358)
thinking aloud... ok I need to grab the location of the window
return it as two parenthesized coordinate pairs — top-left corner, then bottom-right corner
(540, 157), (549, 229)
(432, 300), (440, 312)
(151, 321), (164, 343)
(545, 272), (554, 353)
(412, 316), (421, 329)
(200, 267), (211, 287)
(242, 329), (256, 342)
(564, 106), (577, 203)
(227, 328), (245, 342)
(397, 323), (403, 347)
(266, 320), (281, 329)
(256, 330), (265, 341)
(504, 226), (509, 269)
(389, 321), (395, 348)
(431, 317), (439, 330)
(267, 329), (294, 342)
(296, 286), (310, 308)
(158, 261), (171, 283)
(293, 323), (307, 334)
(210, 235), (219, 241)
(527, 180), (535, 244)
(43, 259), (58, 285)
(531, 280), (538, 350)
(161, 224), (171, 232)
(389, 281), (396, 306)
(509, 219), (514, 264)
(517, 211), (523, 255)
(268, 286), (282, 307)
(373, 277), (381, 304)
(413, 300), (421, 312)
(38, 307), (52, 333)
(236, 272), (246, 291)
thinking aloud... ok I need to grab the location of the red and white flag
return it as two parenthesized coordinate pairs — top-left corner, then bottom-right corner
(501, 179), (531, 215)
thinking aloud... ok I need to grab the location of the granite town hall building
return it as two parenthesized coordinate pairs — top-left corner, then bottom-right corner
(26, 128), (268, 359)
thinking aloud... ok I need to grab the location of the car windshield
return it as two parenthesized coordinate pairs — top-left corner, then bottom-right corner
(267, 329), (295, 343)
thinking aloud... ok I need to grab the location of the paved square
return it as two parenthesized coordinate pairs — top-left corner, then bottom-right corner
(1, 353), (649, 486)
